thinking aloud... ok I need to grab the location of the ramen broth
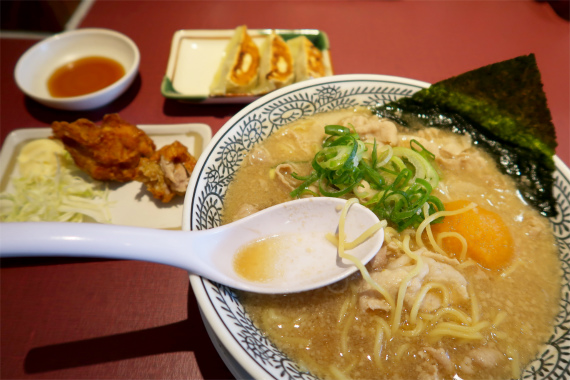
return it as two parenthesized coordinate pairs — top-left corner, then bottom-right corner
(221, 108), (561, 380)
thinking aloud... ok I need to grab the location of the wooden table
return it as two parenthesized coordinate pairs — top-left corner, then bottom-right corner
(1, 1), (568, 379)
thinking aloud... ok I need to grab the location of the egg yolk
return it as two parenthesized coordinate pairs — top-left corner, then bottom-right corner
(430, 200), (515, 270)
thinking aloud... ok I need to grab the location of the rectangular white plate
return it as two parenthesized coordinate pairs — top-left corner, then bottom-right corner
(161, 28), (333, 104)
(0, 123), (212, 229)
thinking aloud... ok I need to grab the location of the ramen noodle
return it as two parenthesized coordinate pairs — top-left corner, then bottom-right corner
(222, 108), (561, 380)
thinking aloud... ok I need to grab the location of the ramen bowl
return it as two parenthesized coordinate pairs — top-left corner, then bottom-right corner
(14, 28), (139, 111)
(182, 74), (570, 379)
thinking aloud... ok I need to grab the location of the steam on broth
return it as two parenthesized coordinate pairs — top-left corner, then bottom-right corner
(222, 108), (560, 380)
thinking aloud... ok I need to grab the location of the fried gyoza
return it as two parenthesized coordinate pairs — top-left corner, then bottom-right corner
(51, 113), (156, 182)
(136, 141), (197, 203)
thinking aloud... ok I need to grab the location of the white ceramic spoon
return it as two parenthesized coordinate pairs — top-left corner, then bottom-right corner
(0, 197), (384, 294)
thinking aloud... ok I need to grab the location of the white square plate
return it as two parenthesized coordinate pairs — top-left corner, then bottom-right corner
(0, 123), (212, 229)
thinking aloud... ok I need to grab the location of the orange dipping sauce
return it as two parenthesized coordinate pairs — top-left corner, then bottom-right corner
(47, 56), (125, 98)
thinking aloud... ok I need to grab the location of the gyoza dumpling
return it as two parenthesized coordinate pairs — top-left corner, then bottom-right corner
(210, 25), (260, 96)
(287, 35), (331, 82)
(256, 32), (294, 94)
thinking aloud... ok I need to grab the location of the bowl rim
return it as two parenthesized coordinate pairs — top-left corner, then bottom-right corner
(13, 27), (140, 104)
(183, 73), (570, 380)
(184, 73), (431, 378)
(184, 73), (430, 203)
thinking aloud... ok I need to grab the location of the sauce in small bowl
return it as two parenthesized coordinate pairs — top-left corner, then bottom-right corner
(14, 28), (139, 110)
(47, 56), (125, 98)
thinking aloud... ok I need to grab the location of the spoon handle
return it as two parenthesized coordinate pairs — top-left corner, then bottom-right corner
(0, 222), (221, 279)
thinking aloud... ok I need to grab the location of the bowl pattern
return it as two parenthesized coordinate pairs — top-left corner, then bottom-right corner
(186, 75), (570, 379)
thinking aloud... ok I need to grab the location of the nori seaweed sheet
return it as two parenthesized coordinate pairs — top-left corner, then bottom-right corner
(373, 54), (558, 217)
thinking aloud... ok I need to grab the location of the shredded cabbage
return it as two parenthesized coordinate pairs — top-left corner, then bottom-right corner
(0, 147), (112, 223)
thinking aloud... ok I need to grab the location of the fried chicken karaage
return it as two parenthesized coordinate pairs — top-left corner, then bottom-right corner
(137, 141), (197, 203)
(51, 114), (198, 203)
(52, 114), (155, 182)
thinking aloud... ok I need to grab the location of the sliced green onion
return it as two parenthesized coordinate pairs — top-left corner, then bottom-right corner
(324, 125), (351, 136)
(287, 123), (445, 231)
(411, 139), (436, 161)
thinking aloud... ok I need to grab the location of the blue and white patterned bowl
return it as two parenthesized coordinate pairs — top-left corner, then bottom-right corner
(182, 74), (570, 379)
